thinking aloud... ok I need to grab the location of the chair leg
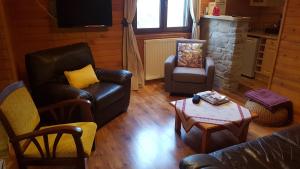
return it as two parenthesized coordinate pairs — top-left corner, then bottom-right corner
(18, 163), (27, 169)
(78, 158), (87, 169)
(92, 140), (96, 151)
(17, 159), (27, 169)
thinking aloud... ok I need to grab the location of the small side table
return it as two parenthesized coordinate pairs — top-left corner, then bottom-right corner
(0, 159), (6, 169)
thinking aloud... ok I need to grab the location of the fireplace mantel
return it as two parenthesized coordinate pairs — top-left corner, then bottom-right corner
(202, 15), (250, 21)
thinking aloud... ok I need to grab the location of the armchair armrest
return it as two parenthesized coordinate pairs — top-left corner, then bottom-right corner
(15, 126), (85, 158)
(205, 57), (215, 90)
(16, 126), (83, 141)
(38, 99), (94, 123)
(164, 55), (176, 91)
(34, 84), (94, 106)
(179, 154), (227, 169)
(95, 68), (132, 85)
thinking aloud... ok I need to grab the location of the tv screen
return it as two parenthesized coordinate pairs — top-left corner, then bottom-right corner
(56, 0), (112, 27)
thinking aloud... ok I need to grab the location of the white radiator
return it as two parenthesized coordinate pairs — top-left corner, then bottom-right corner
(144, 38), (184, 80)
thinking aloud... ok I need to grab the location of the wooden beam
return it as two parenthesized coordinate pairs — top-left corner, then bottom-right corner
(0, 0), (17, 81)
(268, 0), (289, 88)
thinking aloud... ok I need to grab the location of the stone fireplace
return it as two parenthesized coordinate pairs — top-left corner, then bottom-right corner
(200, 15), (250, 91)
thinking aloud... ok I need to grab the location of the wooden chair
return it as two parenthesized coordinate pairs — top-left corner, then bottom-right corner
(0, 81), (97, 169)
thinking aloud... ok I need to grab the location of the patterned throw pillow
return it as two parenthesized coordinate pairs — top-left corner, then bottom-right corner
(177, 40), (205, 68)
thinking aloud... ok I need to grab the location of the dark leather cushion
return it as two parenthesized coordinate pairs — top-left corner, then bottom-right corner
(210, 134), (300, 169)
(273, 125), (300, 147)
(96, 69), (132, 85)
(173, 67), (206, 83)
(84, 82), (125, 110)
(180, 154), (226, 169)
(26, 43), (95, 88)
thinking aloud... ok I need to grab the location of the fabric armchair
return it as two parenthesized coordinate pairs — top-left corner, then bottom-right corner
(25, 42), (132, 127)
(164, 40), (215, 94)
(205, 57), (215, 90)
(0, 81), (96, 169)
(164, 55), (177, 92)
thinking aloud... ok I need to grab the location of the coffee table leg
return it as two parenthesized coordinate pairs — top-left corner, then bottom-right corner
(201, 130), (210, 153)
(239, 122), (250, 143)
(175, 113), (181, 134)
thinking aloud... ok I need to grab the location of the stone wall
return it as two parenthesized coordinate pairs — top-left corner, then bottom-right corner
(200, 16), (249, 90)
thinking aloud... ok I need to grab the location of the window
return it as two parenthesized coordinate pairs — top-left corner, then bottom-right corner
(167, 0), (189, 28)
(137, 0), (160, 29)
(135, 0), (191, 33)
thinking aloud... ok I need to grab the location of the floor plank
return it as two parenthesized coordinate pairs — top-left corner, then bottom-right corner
(7, 81), (300, 169)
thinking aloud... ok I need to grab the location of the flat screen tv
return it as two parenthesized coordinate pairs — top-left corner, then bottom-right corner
(56, 0), (112, 28)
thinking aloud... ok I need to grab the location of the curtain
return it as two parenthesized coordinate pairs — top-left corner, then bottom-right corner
(123, 0), (145, 90)
(190, 0), (201, 39)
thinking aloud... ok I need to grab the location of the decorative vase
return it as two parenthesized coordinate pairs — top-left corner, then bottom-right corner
(212, 6), (221, 16)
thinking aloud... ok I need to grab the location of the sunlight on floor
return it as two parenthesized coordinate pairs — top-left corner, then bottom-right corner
(131, 121), (178, 168)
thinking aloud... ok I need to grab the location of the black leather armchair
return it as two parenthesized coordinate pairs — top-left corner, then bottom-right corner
(25, 43), (132, 128)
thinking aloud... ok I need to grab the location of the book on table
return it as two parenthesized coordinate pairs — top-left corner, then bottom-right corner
(197, 91), (229, 105)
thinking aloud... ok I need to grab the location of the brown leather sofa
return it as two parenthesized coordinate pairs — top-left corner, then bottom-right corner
(25, 43), (132, 128)
(180, 125), (300, 169)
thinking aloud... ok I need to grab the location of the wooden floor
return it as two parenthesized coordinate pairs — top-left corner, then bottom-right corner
(7, 81), (300, 169)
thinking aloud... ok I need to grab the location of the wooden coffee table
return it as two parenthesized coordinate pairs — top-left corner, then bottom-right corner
(171, 99), (257, 153)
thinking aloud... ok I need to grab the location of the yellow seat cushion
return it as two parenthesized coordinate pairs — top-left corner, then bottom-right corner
(64, 64), (99, 89)
(24, 122), (97, 158)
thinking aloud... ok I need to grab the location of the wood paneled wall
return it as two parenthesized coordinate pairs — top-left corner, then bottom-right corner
(255, 5), (284, 31)
(3, 0), (124, 81)
(226, 0), (260, 17)
(226, 0), (284, 31)
(200, 0), (212, 15)
(0, 0), (16, 90)
(270, 0), (300, 114)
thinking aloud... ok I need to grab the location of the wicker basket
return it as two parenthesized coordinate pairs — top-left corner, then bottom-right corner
(245, 100), (288, 127)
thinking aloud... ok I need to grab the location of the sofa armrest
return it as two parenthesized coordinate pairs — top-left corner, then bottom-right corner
(95, 68), (132, 85)
(164, 55), (176, 91)
(179, 154), (227, 169)
(205, 57), (215, 90)
(34, 84), (94, 106)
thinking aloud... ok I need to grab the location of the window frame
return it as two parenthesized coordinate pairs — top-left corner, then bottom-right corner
(133, 0), (192, 34)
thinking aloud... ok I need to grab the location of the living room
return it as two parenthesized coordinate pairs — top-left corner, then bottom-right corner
(0, 0), (299, 169)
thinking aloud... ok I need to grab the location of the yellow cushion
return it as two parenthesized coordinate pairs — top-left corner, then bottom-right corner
(0, 87), (40, 137)
(23, 122), (97, 158)
(64, 64), (99, 89)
